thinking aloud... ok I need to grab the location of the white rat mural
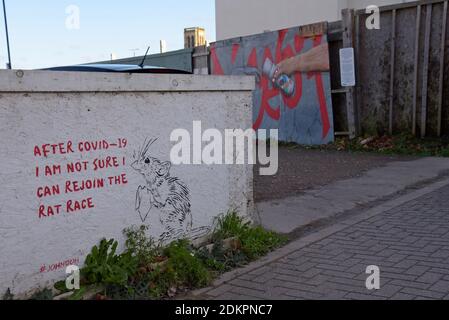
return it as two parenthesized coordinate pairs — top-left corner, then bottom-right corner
(131, 138), (210, 243)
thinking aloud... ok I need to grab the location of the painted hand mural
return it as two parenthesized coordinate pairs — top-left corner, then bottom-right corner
(210, 24), (334, 145)
(132, 138), (210, 243)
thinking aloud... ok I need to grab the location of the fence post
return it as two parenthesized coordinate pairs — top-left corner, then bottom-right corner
(421, 4), (433, 138)
(342, 8), (358, 139)
(389, 10), (397, 136)
(412, 5), (422, 136)
(438, 1), (448, 137)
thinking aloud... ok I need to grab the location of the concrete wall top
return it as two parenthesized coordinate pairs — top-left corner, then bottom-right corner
(0, 70), (255, 93)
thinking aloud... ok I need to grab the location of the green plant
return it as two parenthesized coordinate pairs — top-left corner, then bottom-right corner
(239, 226), (287, 260)
(163, 240), (211, 288)
(440, 148), (449, 157)
(68, 287), (87, 300)
(142, 240), (212, 298)
(29, 288), (53, 300)
(81, 239), (138, 287)
(54, 280), (71, 294)
(147, 265), (178, 299)
(213, 211), (287, 260)
(196, 245), (227, 273)
(195, 240), (247, 273)
(135, 240), (212, 299)
(123, 225), (161, 266)
(320, 134), (449, 157)
(106, 277), (152, 300)
(50, 213), (286, 300)
(212, 211), (250, 241)
(101, 239), (213, 300)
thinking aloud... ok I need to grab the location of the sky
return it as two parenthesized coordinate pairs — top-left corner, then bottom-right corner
(0, 0), (216, 69)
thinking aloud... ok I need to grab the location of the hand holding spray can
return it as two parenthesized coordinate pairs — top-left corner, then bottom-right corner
(262, 58), (295, 97)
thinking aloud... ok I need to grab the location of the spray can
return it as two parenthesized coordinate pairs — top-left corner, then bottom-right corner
(262, 58), (295, 97)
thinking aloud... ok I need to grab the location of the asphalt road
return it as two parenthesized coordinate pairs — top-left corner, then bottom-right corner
(255, 147), (413, 202)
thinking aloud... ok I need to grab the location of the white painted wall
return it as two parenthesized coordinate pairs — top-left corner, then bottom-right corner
(215, 0), (414, 40)
(0, 70), (255, 297)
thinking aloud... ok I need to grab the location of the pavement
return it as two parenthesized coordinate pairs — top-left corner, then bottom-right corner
(192, 175), (449, 300)
(256, 156), (449, 234)
(254, 147), (413, 203)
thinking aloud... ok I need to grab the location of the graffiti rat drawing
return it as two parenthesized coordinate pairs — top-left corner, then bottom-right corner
(131, 138), (210, 243)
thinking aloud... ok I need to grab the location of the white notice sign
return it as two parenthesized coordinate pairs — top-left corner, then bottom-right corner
(339, 48), (356, 87)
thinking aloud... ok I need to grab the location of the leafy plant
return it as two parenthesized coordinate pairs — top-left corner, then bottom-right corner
(88, 238), (212, 300)
(81, 238), (138, 287)
(212, 211), (250, 241)
(213, 211), (287, 260)
(195, 240), (247, 273)
(147, 266), (178, 299)
(135, 240), (212, 299)
(68, 287), (87, 301)
(105, 281), (147, 300)
(29, 288), (53, 300)
(50, 212), (286, 300)
(54, 280), (71, 294)
(163, 240), (211, 288)
(196, 245), (227, 273)
(123, 225), (162, 266)
(239, 226), (287, 260)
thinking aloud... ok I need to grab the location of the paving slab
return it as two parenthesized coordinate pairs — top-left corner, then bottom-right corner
(192, 177), (449, 300)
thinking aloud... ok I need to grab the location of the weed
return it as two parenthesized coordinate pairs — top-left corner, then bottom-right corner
(239, 226), (287, 260)
(322, 134), (449, 157)
(81, 238), (138, 287)
(195, 240), (247, 273)
(137, 240), (212, 299)
(54, 280), (71, 294)
(29, 288), (53, 300)
(163, 240), (211, 288)
(68, 287), (87, 300)
(123, 225), (162, 266)
(147, 266), (177, 299)
(213, 211), (287, 260)
(212, 211), (249, 241)
(195, 244), (227, 273)
(49, 212), (285, 300)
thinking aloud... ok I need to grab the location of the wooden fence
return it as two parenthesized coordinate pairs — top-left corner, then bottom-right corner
(332, 0), (449, 138)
